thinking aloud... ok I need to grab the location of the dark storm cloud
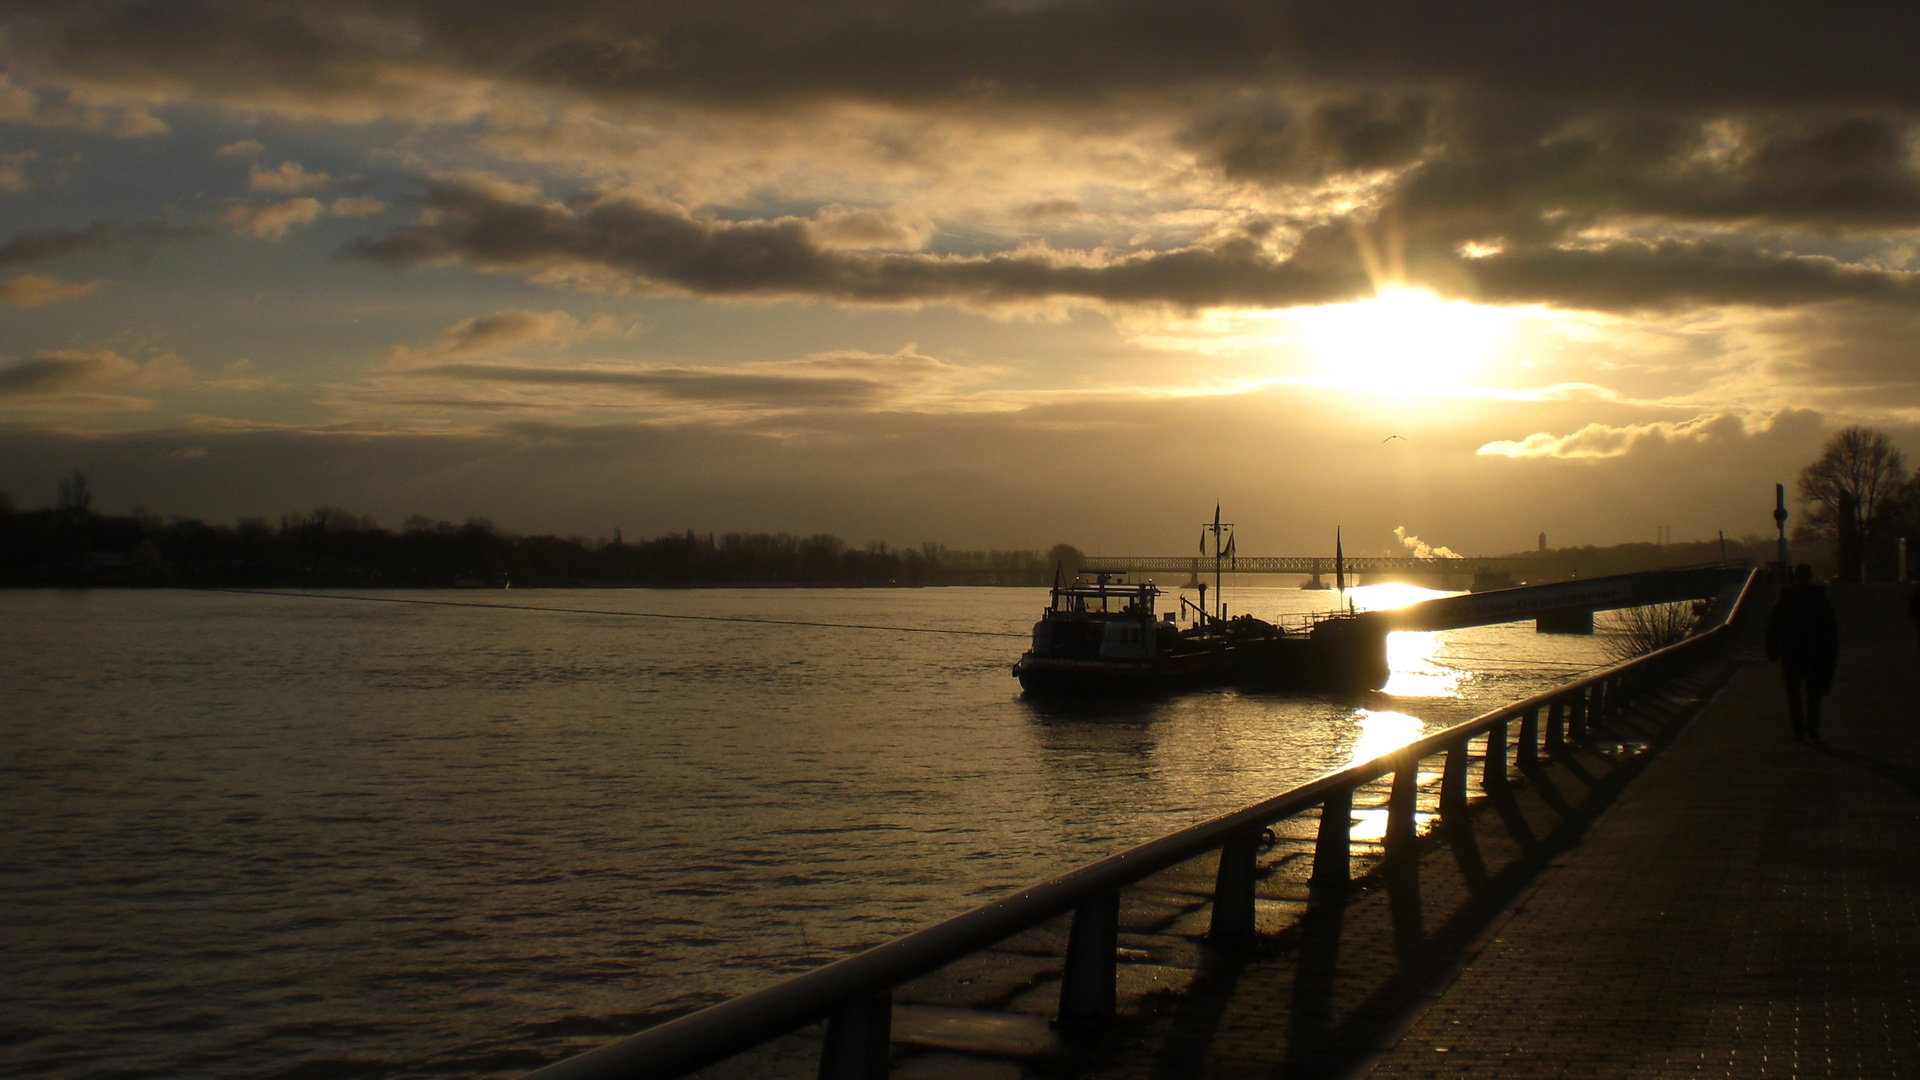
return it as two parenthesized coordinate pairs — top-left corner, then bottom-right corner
(1464, 242), (1920, 312)
(13, 2), (1920, 113)
(346, 183), (1920, 314)
(0, 219), (208, 268)
(4, 1), (1284, 110)
(1383, 113), (1920, 245)
(1185, 92), (1435, 184)
(346, 183), (1372, 309)
(12, 2), (1920, 314)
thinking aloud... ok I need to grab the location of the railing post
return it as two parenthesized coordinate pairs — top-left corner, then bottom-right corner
(1385, 754), (1423, 949)
(1546, 699), (1566, 753)
(1057, 892), (1120, 1028)
(1482, 719), (1507, 789)
(1441, 737), (1469, 815)
(1310, 787), (1352, 891)
(1517, 707), (1540, 768)
(1386, 754), (1419, 862)
(1569, 688), (1587, 738)
(819, 992), (891, 1080)
(1209, 828), (1261, 942)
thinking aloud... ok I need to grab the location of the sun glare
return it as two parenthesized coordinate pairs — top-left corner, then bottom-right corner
(1297, 288), (1505, 395)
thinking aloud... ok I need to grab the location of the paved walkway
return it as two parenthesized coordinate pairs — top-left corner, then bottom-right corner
(1365, 583), (1920, 1079)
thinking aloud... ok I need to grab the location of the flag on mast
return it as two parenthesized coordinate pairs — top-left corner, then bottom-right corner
(1335, 527), (1346, 593)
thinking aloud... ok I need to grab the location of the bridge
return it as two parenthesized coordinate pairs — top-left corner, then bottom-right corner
(1081, 553), (1549, 587)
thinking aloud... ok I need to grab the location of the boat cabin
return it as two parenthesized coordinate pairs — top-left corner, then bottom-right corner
(1047, 574), (1160, 618)
(1030, 572), (1180, 662)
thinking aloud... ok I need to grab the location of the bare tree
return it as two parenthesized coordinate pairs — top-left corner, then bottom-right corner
(1798, 426), (1907, 581)
(54, 470), (92, 519)
(1602, 602), (1700, 663)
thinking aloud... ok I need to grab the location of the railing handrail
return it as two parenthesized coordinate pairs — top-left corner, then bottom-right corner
(525, 568), (1759, 1080)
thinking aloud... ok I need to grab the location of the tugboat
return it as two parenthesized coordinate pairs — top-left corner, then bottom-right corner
(1011, 571), (1232, 694)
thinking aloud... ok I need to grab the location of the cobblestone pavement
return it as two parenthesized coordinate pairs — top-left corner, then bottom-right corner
(1051, 612), (1748, 1080)
(1365, 584), (1920, 1079)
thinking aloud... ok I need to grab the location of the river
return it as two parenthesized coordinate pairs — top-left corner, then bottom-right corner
(0, 583), (1619, 1078)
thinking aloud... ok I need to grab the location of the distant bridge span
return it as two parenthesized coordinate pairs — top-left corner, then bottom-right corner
(1081, 554), (1546, 581)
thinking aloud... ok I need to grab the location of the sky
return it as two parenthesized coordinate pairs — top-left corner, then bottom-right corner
(3, 1), (1919, 555)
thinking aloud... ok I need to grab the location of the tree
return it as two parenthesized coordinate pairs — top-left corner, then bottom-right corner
(1797, 426), (1907, 581)
(55, 470), (92, 519)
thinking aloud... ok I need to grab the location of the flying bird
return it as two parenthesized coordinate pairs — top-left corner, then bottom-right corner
(1383, 434), (1407, 442)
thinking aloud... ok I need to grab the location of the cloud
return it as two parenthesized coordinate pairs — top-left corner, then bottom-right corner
(15, 1), (1916, 124)
(0, 273), (105, 307)
(0, 71), (167, 135)
(0, 347), (189, 411)
(0, 219), (208, 267)
(248, 160), (336, 193)
(216, 139), (266, 158)
(1475, 411), (1790, 459)
(223, 197), (324, 239)
(805, 205), (934, 251)
(328, 196), (387, 216)
(1460, 240), (1920, 312)
(346, 181), (1371, 311)
(0, 151), (38, 194)
(10, 1), (1920, 322)
(1184, 91), (1434, 184)
(384, 308), (617, 367)
(220, 193), (386, 240)
(358, 341), (988, 417)
(0, 352), (120, 396)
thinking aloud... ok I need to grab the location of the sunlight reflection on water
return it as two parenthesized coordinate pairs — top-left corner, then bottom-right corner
(1381, 631), (1464, 698)
(1347, 709), (1428, 765)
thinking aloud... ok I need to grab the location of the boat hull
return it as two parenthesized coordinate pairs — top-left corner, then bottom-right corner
(1013, 648), (1230, 695)
(1232, 632), (1389, 693)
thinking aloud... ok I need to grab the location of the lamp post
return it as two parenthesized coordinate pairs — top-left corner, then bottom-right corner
(1773, 483), (1790, 573)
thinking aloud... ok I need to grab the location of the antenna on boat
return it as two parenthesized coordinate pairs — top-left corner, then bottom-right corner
(1200, 503), (1234, 622)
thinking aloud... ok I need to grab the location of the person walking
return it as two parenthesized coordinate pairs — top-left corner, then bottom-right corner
(1765, 563), (1840, 741)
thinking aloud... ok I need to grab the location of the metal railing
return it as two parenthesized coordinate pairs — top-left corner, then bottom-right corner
(525, 569), (1759, 1080)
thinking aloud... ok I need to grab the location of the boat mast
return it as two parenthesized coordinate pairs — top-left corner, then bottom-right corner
(1200, 504), (1234, 622)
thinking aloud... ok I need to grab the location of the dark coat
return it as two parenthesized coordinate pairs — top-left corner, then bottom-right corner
(1765, 583), (1839, 688)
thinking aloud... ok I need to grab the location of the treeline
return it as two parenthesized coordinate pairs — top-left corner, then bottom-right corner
(0, 481), (1084, 588)
(1497, 536), (1782, 580)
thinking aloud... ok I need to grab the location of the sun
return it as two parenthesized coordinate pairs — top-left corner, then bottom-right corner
(1296, 287), (1505, 395)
